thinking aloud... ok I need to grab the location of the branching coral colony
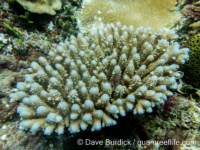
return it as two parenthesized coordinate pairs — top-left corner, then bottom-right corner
(9, 22), (190, 135)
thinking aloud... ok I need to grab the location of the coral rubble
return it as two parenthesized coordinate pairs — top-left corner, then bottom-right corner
(16, 0), (62, 15)
(12, 32), (51, 55)
(0, 99), (18, 123)
(143, 93), (200, 149)
(0, 33), (13, 53)
(0, 54), (29, 97)
(0, 54), (29, 71)
(0, 121), (47, 150)
(75, 0), (180, 33)
(9, 22), (189, 135)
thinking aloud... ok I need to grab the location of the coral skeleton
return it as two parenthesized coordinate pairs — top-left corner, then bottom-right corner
(9, 22), (189, 135)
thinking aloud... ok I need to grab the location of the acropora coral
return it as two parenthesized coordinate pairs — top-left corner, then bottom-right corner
(9, 22), (189, 135)
(75, 0), (180, 33)
(16, 0), (62, 15)
(181, 32), (200, 87)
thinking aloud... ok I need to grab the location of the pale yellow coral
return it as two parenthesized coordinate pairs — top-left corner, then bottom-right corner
(75, 0), (181, 33)
(16, 0), (61, 15)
